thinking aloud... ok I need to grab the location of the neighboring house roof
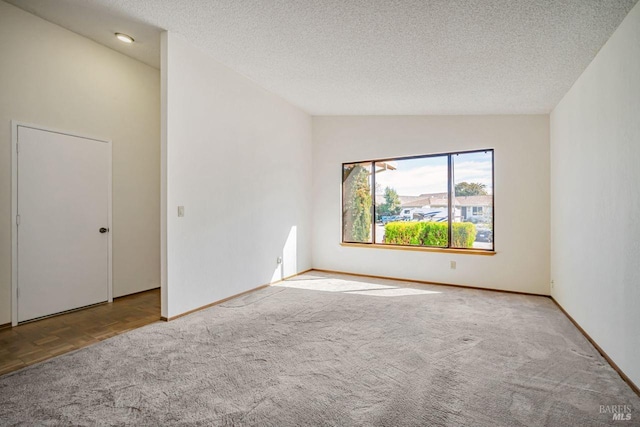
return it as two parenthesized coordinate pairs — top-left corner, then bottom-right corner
(376, 192), (492, 208)
(418, 192), (448, 198)
(400, 194), (492, 208)
(374, 194), (421, 206)
(400, 196), (432, 208)
(399, 195), (421, 204)
(454, 195), (493, 207)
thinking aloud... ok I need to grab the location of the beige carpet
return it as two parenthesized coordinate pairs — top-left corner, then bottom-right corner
(0, 271), (638, 426)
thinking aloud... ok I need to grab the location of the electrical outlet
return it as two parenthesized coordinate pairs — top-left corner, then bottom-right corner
(450, 261), (456, 270)
(277, 257), (282, 264)
(551, 280), (555, 289)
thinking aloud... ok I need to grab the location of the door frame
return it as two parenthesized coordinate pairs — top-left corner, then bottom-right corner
(11, 120), (113, 326)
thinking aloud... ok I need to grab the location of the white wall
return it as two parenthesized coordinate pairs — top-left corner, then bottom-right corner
(0, 1), (161, 325)
(313, 115), (550, 295)
(162, 32), (312, 319)
(550, 2), (640, 388)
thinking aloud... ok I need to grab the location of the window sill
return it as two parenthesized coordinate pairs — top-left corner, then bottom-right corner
(340, 242), (496, 256)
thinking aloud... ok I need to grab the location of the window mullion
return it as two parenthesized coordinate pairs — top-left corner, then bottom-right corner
(447, 154), (453, 249)
(371, 161), (376, 244)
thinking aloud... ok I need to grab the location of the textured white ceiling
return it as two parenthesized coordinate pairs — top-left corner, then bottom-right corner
(6, 0), (638, 115)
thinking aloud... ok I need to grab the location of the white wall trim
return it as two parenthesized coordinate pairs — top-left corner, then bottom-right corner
(160, 31), (168, 319)
(11, 121), (18, 326)
(10, 120), (113, 326)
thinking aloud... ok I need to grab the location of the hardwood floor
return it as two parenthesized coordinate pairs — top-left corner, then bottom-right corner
(0, 289), (160, 376)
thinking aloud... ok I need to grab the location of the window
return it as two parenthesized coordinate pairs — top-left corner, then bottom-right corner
(342, 149), (494, 251)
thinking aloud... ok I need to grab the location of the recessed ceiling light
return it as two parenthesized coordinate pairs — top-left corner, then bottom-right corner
(115, 33), (134, 44)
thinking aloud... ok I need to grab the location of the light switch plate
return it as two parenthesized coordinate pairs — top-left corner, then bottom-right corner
(178, 206), (184, 217)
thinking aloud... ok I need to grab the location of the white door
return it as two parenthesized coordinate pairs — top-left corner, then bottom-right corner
(16, 125), (111, 323)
